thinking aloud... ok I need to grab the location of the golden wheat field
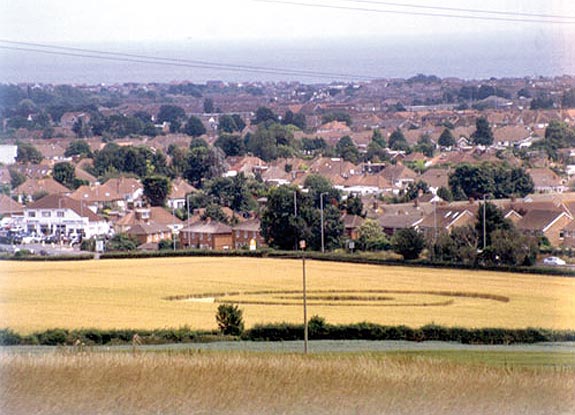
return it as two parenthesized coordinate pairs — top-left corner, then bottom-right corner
(0, 257), (574, 333)
(1, 351), (574, 415)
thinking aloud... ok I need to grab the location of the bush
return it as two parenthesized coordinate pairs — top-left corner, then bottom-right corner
(0, 328), (22, 345)
(391, 228), (425, 260)
(216, 304), (245, 336)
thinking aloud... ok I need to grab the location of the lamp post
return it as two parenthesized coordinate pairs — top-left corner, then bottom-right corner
(299, 239), (308, 354)
(482, 194), (488, 251)
(320, 192), (328, 253)
(186, 194), (191, 248)
(172, 205), (177, 251)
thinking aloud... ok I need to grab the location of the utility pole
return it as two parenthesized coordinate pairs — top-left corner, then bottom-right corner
(186, 195), (190, 248)
(483, 194), (487, 251)
(299, 239), (308, 354)
(294, 190), (298, 251)
(320, 192), (328, 253)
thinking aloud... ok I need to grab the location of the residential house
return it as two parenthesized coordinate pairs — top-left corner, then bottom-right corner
(115, 207), (184, 234)
(224, 156), (268, 178)
(0, 194), (25, 229)
(493, 125), (533, 148)
(125, 222), (172, 247)
(515, 209), (572, 247)
(179, 220), (233, 250)
(167, 178), (196, 210)
(342, 214), (365, 240)
(14, 178), (70, 203)
(232, 219), (265, 249)
(560, 220), (575, 248)
(417, 205), (477, 240)
(527, 168), (568, 193)
(419, 168), (450, 194)
(380, 163), (417, 192)
(24, 194), (110, 238)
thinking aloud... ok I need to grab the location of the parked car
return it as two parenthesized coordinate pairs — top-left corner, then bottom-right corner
(543, 256), (567, 266)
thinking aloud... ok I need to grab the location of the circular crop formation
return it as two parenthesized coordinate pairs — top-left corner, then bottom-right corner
(167, 289), (510, 308)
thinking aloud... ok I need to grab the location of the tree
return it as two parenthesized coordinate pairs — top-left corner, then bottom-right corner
(357, 219), (389, 251)
(391, 228), (425, 260)
(184, 145), (227, 187)
(214, 133), (245, 157)
(335, 135), (359, 163)
(106, 233), (138, 251)
(432, 225), (477, 264)
(16, 142), (43, 164)
(562, 89), (575, 108)
(475, 202), (512, 249)
(261, 186), (313, 250)
(252, 107), (278, 124)
(201, 203), (229, 224)
(184, 115), (207, 137)
(402, 180), (429, 202)
(321, 112), (352, 127)
(415, 134), (435, 157)
(215, 304), (244, 336)
(344, 193), (364, 216)
(8, 168), (26, 189)
(65, 140), (92, 158)
(483, 228), (537, 266)
(388, 129), (410, 151)
(157, 105), (186, 133)
(203, 98), (214, 113)
(218, 114), (239, 133)
(143, 175), (171, 207)
(471, 117), (494, 146)
(438, 128), (456, 148)
(53, 162), (77, 190)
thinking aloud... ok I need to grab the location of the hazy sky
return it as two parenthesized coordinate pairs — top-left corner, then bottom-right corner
(1, 0), (574, 43)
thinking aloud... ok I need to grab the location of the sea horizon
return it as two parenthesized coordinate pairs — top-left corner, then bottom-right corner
(1, 32), (573, 85)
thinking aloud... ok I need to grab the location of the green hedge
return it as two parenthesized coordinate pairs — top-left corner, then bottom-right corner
(2, 324), (574, 346)
(0, 253), (94, 262)
(0, 327), (221, 346)
(242, 322), (575, 344)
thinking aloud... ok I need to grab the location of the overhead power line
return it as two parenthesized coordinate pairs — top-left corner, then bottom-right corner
(334, 0), (575, 20)
(254, 0), (575, 24)
(0, 39), (377, 81)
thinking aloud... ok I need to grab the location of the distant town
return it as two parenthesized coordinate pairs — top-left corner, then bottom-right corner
(1, 74), (575, 265)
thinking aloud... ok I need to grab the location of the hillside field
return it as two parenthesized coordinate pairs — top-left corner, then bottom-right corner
(0, 257), (574, 333)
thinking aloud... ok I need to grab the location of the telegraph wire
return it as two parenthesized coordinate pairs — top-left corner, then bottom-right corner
(332, 0), (575, 21)
(254, 0), (575, 24)
(0, 40), (378, 81)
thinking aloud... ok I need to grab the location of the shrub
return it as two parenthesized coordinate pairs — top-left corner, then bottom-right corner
(35, 329), (69, 345)
(216, 304), (245, 336)
(0, 328), (22, 345)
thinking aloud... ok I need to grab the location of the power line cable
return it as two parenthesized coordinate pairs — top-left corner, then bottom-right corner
(331, 0), (575, 20)
(253, 0), (575, 24)
(0, 40), (377, 81)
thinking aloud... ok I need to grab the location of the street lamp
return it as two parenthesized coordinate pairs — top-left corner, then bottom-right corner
(482, 194), (488, 251)
(320, 192), (328, 253)
(299, 239), (308, 354)
(186, 194), (191, 248)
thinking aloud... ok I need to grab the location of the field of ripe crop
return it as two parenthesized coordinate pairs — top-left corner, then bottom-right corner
(0, 257), (574, 333)
(1, 350), (574, 415)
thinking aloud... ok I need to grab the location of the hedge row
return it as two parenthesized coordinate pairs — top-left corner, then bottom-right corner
(0, 327), (222, 346)
(243, 322), (575, 344)
(1, 253), (94, 262)
(3, 324), (575, 346)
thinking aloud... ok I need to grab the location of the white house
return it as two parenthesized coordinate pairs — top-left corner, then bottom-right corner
(24, 194), (110, 238)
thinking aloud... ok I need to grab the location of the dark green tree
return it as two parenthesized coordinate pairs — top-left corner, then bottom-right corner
(218, 114), (239, 133)
(157, 105), (186, 133)
(388, 129), (410, 151)
(321, 112), (352, 126)
(65, 140), (92, 158)
(252, 107), (278, 124)
(335, 135), (360, 163)
(143, 175), (171, 207)
(106, 233), (139, 251)
(475, 202), (512, 249)
(203, 98), (214, 113)
(184, 115), (207, 137)
(184, 145), (227, 187)
(344, 193), (364, 216)
(471, 117), (494, 146)
(438, 128), (456, 148)
(53, 162), (77, 190)
(215, 304), (244, 336)
(357, 219), (390, 251)
(391, 228), (425, 260)
(16, 142), (43, 164)
(415, 134), (435, 157)
(215, 134), (246, 157)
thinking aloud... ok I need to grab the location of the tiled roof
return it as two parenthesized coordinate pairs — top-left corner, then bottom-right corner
(14, 178), (69, 195)
(0, 194), (24, 215)
(26, 194), (102, 222)
(181, 220), (232, 234)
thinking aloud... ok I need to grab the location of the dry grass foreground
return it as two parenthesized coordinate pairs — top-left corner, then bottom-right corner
(0, 257), (574, 333)
(1, 351), (574, 415)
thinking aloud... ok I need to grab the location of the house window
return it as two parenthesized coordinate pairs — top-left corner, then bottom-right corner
(57, 211), (65, 218)
(28, 211), (36, 218)
(559, 231), (565, 240)
(42, 211), (51, 218)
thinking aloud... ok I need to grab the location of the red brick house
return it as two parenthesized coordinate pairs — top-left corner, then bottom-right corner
(179, 220), (233, 250)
